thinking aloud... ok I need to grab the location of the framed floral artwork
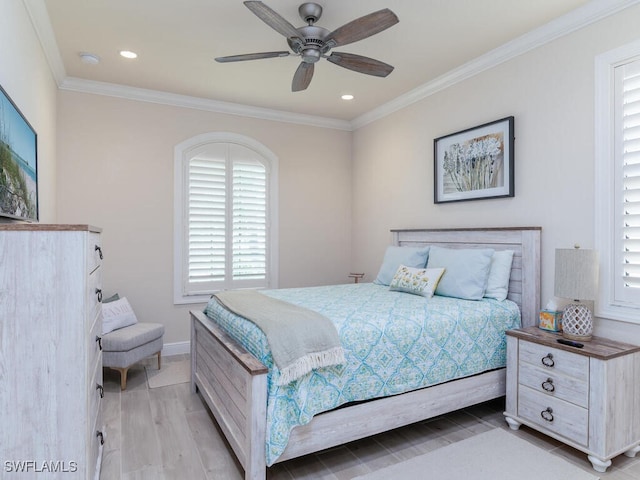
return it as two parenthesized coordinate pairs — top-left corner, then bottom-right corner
(434, 116), (514, 203)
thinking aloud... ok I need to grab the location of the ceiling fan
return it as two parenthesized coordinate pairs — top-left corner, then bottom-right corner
(215, 1), (399, 92)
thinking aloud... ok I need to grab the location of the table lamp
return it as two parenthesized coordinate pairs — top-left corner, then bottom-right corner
(554, 246), (598, 341)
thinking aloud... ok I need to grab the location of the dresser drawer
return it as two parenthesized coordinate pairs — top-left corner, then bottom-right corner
(519, 341), (589, 382)
(87, 232), (103, 275)
(518, 385), (588, 446)
(88, 313), (103, 374)
(89, 354), (103, 427)
(87, 267), (103, 323)
(518, 361), (589, 408)
(89, 406), (105, 480)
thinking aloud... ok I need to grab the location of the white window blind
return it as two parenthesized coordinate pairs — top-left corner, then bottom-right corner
(174, 134), (277, 304)
(615, 58), (640, 305)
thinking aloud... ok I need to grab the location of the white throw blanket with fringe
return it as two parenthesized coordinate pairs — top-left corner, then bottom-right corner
(213, 290), (345, 385)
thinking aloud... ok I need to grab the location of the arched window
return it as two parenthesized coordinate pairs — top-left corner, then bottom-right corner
(174, 133), (278, 304)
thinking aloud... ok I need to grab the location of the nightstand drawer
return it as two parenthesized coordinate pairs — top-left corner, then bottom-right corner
(518, 385), (588, 446)
(518, 361), (589, 407)
(519, 341), (589, 382)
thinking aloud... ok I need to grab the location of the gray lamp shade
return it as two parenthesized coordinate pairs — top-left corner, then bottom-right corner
(554, 248), (598, 301)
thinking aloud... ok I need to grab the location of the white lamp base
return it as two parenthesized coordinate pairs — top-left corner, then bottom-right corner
(562, 304), (593, 341)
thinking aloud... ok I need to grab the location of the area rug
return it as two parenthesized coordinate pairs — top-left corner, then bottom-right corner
(145, 358), (190, 388)
(352, 428), (599, 480)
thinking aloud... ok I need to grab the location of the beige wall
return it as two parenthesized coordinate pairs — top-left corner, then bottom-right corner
(351, 5), (640, 345)
(55, 91), (352, 344)
(0, 0), (58, 222)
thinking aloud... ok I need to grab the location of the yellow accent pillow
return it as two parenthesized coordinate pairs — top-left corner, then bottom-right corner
(389, 265), (445, 298)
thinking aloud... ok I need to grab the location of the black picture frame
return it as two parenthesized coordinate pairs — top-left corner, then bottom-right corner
(0, 84), (38, 222)
(434, 116), (514, 204)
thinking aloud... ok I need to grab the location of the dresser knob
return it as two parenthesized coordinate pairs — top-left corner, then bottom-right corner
(542, 378), (555, 392)
(96, 384), (104, 398)
(541, 353), (555, 367)
(95, 245), (103, 260)
(540, 407), (554, 422)
(96, 430), (104, 446)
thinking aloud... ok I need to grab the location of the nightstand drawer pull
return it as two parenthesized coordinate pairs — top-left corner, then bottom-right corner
(96, 335), (102, 351)
(541, 353), (555, 367)
(96, 383), (104, 398)
(542, 378), (555, 392)
(95, 245), (103, 260)
(95, 288), (103, 303)
(97, 430), (104, 446)
(541, 407), (554, 422)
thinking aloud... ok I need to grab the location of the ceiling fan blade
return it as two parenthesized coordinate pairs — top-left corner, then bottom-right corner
(325, 9), (398, 48)
(292, 62), (314, 92)
(327, 52), (394, 77)
(244, 1), (301, 40)
(215, 51), (290, 63)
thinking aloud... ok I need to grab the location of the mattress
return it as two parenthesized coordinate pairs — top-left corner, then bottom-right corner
(203, 282), (521, 465)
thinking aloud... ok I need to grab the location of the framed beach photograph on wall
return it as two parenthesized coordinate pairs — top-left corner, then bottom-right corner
(434, 116), (514, 204)
(0, 84), (38, 222)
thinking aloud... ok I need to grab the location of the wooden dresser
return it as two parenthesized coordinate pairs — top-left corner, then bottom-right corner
(0, 224), (105, 479)
(504, 326), (640, 472)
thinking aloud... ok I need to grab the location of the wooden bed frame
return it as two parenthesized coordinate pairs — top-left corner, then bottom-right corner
(190, 227), (541, 480)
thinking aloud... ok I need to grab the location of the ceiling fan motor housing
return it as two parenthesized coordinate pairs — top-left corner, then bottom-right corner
(287, 25), (330, 63)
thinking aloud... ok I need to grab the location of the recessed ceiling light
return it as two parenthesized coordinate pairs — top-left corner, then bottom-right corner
(119, 50), (138, 59)
(79, 52), (100, 65)
(341, 94), (354, 101)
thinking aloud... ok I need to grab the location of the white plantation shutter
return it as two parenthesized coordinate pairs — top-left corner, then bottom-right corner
(233, 160), (267, 281)
(188, 152), (226, 290)
(615, 58), (640, 304)
(175, 134), (277, 304)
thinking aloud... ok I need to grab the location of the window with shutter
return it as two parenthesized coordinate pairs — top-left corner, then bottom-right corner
(595, 40), (640, 324)
(174, 134), (278, 304)
(616, 58), (640, 304)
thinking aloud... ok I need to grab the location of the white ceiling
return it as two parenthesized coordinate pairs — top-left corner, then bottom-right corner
(34, 0), (615, 124)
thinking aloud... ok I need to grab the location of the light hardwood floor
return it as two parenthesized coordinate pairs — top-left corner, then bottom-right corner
(100, 355), (640, 479)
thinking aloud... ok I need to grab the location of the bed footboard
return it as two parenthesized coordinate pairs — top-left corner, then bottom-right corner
(191, 310), (268, 480)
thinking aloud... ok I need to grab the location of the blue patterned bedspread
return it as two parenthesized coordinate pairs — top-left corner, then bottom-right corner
(203, 283), (520, 465)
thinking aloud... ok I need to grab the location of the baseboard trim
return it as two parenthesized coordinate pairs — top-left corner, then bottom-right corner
(163, 341), (190, 357)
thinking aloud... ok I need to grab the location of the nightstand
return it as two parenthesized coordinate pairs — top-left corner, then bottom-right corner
(504, 326), (640, 472)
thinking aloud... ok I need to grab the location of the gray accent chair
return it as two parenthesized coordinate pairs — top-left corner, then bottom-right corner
(102, 322), (165, 390)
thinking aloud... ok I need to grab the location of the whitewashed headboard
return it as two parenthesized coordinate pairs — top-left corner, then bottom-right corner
(391, 227), (541, 328)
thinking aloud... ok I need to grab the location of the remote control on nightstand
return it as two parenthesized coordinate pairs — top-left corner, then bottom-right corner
(557, 338), (584, 348)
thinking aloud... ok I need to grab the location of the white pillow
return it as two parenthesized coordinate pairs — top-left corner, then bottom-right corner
(374, 246), (430, 286)
(389, 265), (445, 298)
(484, 250), (515, 301)
(101, 297), (138, 334)
(427, 246), (494, 300)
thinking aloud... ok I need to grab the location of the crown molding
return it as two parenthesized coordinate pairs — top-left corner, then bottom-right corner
(351, 0), (640, 130)
(23, 0), (66, 84)
(58, 77), (352, 131)
(24, 0), (640, 132)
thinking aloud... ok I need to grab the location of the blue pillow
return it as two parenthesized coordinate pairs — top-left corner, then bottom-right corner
(427, 246), (494, 300)
(374, 246), (430, 286)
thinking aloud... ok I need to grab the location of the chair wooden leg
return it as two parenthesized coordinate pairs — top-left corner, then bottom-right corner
(110, 367), (130, 390)
(157, 351), (161, 370)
